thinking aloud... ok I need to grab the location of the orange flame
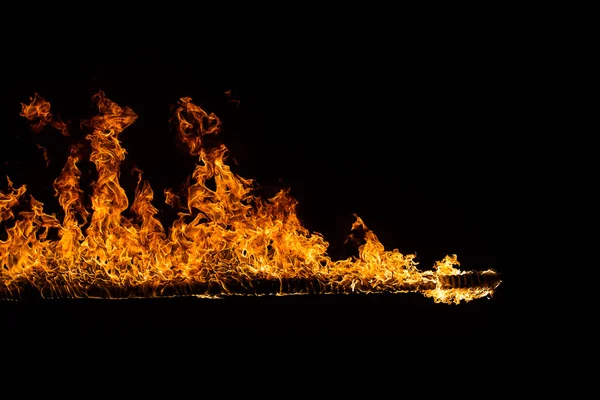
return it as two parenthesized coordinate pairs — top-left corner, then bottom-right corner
(0, 91), (501, 304)
(19, 93), (69, 136)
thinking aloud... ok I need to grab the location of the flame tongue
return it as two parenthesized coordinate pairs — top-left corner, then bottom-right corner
(0, 91), (501, 304)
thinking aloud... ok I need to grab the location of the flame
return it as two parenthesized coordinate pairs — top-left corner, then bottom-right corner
(0, 91), (501, 304)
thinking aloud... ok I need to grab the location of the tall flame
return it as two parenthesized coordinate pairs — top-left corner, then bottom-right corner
(0, 91), (501, 304)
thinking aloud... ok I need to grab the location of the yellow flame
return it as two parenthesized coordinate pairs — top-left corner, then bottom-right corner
(0, 91), (501, 304)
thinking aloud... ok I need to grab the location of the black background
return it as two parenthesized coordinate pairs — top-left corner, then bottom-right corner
(0, 39), (524, 337)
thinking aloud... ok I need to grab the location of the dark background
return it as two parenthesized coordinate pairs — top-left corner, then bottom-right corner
(0, 39), (524, 337)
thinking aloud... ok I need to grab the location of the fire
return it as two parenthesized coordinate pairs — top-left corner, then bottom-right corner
(0, 91), (501, 304)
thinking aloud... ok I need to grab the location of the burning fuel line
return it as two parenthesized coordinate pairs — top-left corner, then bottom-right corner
(0, 91), (501, 304)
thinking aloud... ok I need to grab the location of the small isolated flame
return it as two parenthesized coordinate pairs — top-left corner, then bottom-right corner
(0, 91), (501, 304)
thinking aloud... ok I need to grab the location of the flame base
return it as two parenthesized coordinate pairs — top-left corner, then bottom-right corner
(0, 270), (500, 301)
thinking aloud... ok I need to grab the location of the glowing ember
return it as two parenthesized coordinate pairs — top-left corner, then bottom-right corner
(0, 91), (501, 304)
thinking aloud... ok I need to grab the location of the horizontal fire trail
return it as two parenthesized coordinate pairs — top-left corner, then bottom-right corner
(0, 92), (501, 304)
